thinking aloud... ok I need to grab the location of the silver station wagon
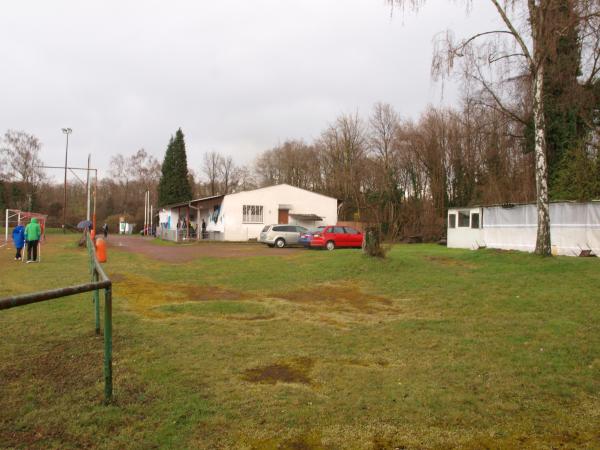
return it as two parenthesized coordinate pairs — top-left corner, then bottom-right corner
(259, 224), (308, 248)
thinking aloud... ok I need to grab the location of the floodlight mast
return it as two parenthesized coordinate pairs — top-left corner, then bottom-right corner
(37, 161), (97, 233)
(62, 128), (72, 234)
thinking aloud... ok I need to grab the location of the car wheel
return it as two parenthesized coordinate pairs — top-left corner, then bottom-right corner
(275, 238), (286, 248)
(326, 240), (335, 251)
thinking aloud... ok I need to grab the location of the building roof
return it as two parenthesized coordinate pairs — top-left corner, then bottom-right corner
(160, 194), (225, 210)
(224, 183), (339, 201)
(160, 183), (338, 210)
(449, 199), (600, 210)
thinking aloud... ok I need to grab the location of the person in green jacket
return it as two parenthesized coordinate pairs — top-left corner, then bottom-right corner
(25, 218), (42, 263)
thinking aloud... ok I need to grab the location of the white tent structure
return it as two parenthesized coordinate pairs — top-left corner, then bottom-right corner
(447, 201), (600, 257)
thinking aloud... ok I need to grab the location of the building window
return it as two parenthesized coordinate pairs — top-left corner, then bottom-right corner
(448, 214), (456, 229)
(243, 205), (263, 223)
(458, 211), (470, 227)
(471, 213), (480, 229)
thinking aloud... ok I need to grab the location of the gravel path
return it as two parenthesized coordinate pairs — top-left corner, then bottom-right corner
(107, 235), (300, 262)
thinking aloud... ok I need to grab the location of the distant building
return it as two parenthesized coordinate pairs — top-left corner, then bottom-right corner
(157, 184), (338, 242)
(118, 217), (135, 235)
(447, 201), (600, 256)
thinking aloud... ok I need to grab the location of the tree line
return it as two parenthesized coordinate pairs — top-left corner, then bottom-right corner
(1, 90), (595, 241)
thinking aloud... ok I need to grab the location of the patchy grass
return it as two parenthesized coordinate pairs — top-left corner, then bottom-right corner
(0, 235), (599, 449)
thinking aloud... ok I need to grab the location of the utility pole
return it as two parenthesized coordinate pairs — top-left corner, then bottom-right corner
(61, 128), (72, 233)
(86, 154), (91, 222)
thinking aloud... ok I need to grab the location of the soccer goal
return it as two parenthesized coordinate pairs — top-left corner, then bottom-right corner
(2, 209), (48, 248)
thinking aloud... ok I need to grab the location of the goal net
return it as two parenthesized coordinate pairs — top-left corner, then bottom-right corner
(2, 209), (48, 247)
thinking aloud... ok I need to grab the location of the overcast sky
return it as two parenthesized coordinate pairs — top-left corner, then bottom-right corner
(0, 0), (502, 179)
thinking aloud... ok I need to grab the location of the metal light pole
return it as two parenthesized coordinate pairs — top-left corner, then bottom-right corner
(62, 128), (72, 233)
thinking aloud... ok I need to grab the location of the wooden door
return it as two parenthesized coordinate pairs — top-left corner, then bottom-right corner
(278, 209), (289, 224)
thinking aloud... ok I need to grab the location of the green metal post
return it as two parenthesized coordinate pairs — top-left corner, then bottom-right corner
(94, 271), (100, 335)
(103, 285), (113, 403)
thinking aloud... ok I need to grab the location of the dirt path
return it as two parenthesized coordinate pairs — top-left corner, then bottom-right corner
(107, 235), (300, 263)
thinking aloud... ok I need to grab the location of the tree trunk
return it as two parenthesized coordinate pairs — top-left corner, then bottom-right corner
(532, 65), (552, 256)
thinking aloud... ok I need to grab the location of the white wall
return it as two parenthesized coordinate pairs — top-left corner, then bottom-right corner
(218, 184), (338, 241)
(447, 207), (483, 249)
(159, 208), (179, 229)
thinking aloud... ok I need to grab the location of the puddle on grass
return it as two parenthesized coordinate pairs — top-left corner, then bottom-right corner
(242, 357), (314, 385)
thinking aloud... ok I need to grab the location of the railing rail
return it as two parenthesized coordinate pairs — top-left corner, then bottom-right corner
(0, 232), (113, 402)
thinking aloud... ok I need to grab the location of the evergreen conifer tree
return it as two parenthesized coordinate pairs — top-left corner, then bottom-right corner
(158, 129), (193, 206)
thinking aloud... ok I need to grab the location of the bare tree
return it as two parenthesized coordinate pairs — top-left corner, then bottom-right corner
(1, 130), (44, 186)
(203, 151), (223, 196)
(220, 155), (236, 194)
(109, 154), (131, 212)
(319, 112), (368, 220)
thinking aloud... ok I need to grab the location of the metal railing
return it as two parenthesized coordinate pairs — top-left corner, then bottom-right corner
(0, 233), (113, 403)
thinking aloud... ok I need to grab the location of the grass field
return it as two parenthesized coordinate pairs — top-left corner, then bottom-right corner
(1, 235), (599, 449)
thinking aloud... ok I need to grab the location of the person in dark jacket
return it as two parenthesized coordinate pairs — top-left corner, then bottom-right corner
(12, 222), (25, 261)
(25, 218), (42, 263)
(102, 223), (108, 239)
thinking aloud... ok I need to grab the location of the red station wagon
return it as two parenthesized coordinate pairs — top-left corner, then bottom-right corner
(310, 226), (363, 250)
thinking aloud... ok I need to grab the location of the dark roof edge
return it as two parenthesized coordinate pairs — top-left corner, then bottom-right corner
(450, 199), (600, 209)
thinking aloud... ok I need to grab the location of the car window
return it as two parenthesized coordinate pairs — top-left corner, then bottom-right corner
(296, 226), (307, 233)
(261, 226), (270, 232)
(333, 227), (345, 233)
(285, 226), (297, 232)
(272, 226), (285, 232)
(344, 227), (358, 234)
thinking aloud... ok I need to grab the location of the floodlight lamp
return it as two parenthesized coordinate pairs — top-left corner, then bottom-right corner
(62, 128), (72, 134)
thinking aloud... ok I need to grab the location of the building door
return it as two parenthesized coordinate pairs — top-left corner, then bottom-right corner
(278, 209), (289, 224)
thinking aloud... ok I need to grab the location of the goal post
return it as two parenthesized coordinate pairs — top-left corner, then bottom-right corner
(2, 209), (48, 247)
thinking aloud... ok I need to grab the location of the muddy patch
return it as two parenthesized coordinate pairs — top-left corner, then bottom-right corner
(112, 274), (250, 318)
(273, 283), (394, 315)
(182, 285), (249, 302)
(0, 334), (103, 393)
(107, 273), (126, 283)
(248, 434), (326, 450)
(242, 357), (314, 385)
(425, 255), (477, 269)
(157, 300), (275, 321)
(344, 357), (390, 368)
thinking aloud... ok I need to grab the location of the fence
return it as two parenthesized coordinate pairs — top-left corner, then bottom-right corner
(0, 233), (113, 402)
(156, 226), (224, 242)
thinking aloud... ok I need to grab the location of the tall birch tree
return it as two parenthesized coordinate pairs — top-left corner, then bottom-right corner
(389, 0), (600, 255)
